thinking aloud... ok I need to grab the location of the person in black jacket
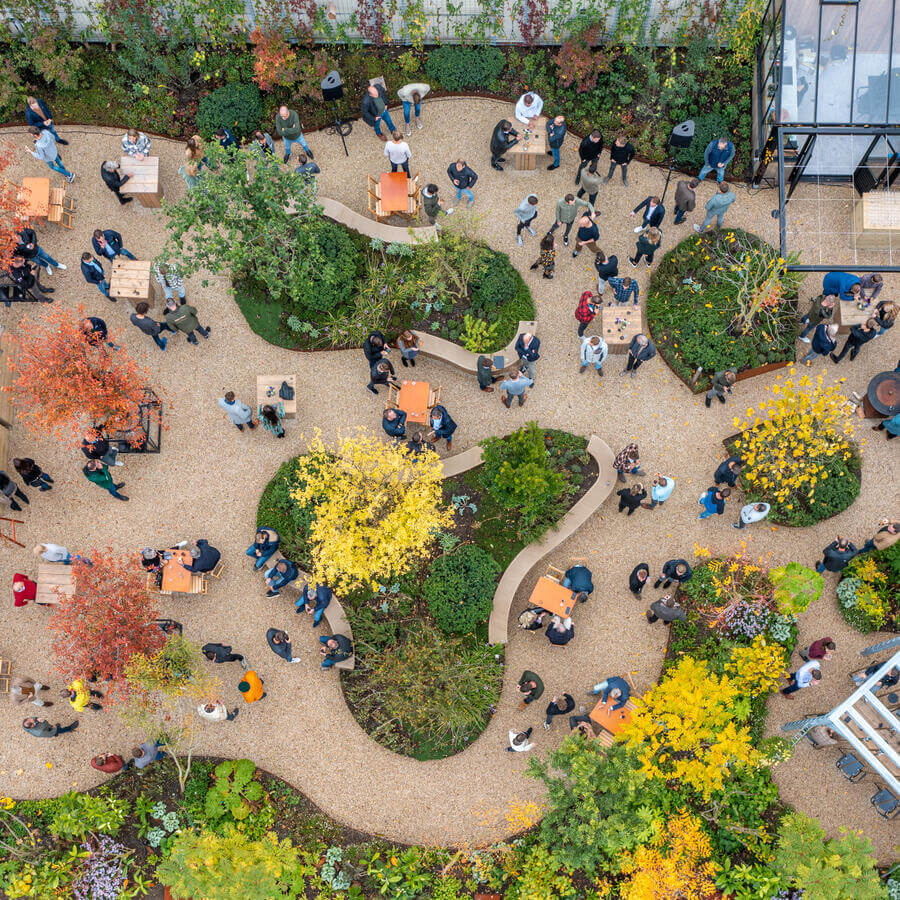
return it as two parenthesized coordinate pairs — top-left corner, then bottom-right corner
(515, 332), (541, 379)
(15, 227), (65, 275)
(544, 693), (575, 729)
(26, 96), (67, 143)
(629, 227), (662, 268)
(874, 300), (896, 336)
(81, 316), (110, 347)
(714, 456), (743, 487)
(447, 159), (478, 204)
(631, 196), (665, 232)
(382, 408), (407, 439)
(623, 334), (656, 376)
(546, 616), (575, 645)
(81, 427), (122, 468)
(546, 114), (566, 170)
(0, 471), (28, 511)
(6, 258), (52, 302)
(367, 360), (400, 395)
(629, 562), (650, 596)
(815, 536), (857, 574)
(266, 628), (301, 663)
(92, 229), (136, 262)
(830, 318), (877, 363)
(363, 331), (388, 366)
(595, 251), (619, 295)
(130, 302), (167, 351)
(320, 634), (353, 668)
(361, 83), (394, 140)
(202, 643), (246, 665)
(646, 594), (686, 625)
(13, 458), (53, 492)
(80, 253), (111, 298)
(490, 120), (519, 171)
(183, 539), (221, 574)
(575, 130), (603, 184)
(100, 160), (132, 204)
(617, 483), (646, 515)
(429, 404), (457, 450)
(604, 135), (635, 185)
(654, 559), (692, 590)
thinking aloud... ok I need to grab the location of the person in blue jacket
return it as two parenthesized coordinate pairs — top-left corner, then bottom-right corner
(822, 271), (861, 301)
(563, 564), (593, 602)
(698, 137), (735, 182)
(515, 332), (541, 379)
(428, 404), (457, 451)
(25, 96), (67, 143)
(590, 676), (630, 710)
(382, 408), (407, 439)
(264, 558), (299, 597)
(246, 527), (279, 570)
(80, 253), (110, 298)
(802, 323), (838, 366)
(92, 229), (136, 262)
(296, 582), (332, 627)
(214, 126), (237, 151)
(182, 539), (221, 574)
(699, 485), (730, 519)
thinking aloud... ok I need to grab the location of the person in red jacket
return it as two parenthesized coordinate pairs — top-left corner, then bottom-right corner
(575, 290), (596, 338)
(91, 753), (131, 773)
(12, 574), (36, 607)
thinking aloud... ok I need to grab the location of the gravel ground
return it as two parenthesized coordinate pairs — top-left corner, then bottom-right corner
(0, 100), (896, 855)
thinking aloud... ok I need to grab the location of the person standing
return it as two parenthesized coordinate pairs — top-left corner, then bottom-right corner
(121, 129), (151, 159)
(613, 443), (643, 482)
(643, 473), (675, 510)
(367, 359), (400, 395)
(397, 82), (429, 135)
(529, 232), (556, 279)
(396, 331), (420, 368)
(714, 456), (743, 487)
(575, 290), (597, 337)
(798, 293), (835, 341)
(698, 485), (730, 519)
(361, 84), (394, 141)
(516, 670), (544, 709)
(544, 694), (575, 730)
(490, 120), (519, 171)
(515, 332), (541, 379)
(202, 642), (246, 665)
(514, 91), (544, 125)
(734, 502), (770, 529)
(604, 134), (635, 185)
(551, 193), (592, 246)
(198, 702), (240, 723)
(13, 458), (53, 492)
(258, 403), (285, 438)
(80, 253), (111, 298)
(580, 335), (608, 377)
(15, 227), (66, 276)
(11, 677), (48, 704)
(477, 356), (498, 393)
(250, 130), (275, 157)
(500, 370), (534, 408)
(695, 182), (736, 232)
(92, 229), (136, 262)
(629, 562), (650, 597)
(874, 300), (897, 336)
(859, 272), (883, 302)
(22, 717), (79, 738)
(25, 96), (67, 143)
(81, 316), (116, 349)
(214, 126), (237, 151)
(830, 318), (877, 363)
(572, 213), (600, 258)
(0, 472), (28, 511)
(802, 323), (839, 366)
(860, 521), (899, 554)
(382, 408), (407, 439)
(608, 276), (639, 307)
(421, 183), (453, 224)
(130, 302), (168, 351)
(798, 638), (835, 663)
(82, 459), (128, 501)
(7, 257), (53, 302)
(629, 227), (662, 269)
(164, 298), (211, 345)
(576, 160), (602, 207)
(154, 263), (186, 302)
(595, 251), (618, 296)
(617, 483), (646, 515)
(266, 628), (302, 663)
(575, 130), (603, 185)
(589, 677), (630, 709)
(646, 594), (686, 625)
(705, 369), (737, 407)
(563, 564), (593, 599)
(822, 271), (861, 301)
(631, 195), (665, 232)
(447, 159), (478, 204)
(274, 105), (313, 162)
(238, 670), (265, 704)
(81, 427), (123, 469)
(60, 679), (103, 712)
(815, 536), (857, 574)
(781, 660), (821, 697)
(363, 330), (389, 366)
(673, 178), (699, 224)
(546, 114), (566, 170)
(506, 728), (535, 752)
(623, 334), (656, 377)
(384, 131), (412, 175)
(429, 404), (457, 451)
(218, 392), (256, 432)
(100, 160), (132, 204)
(698, 136), (735, 182)
(27, 126), (74, 182)
(654, 559), (692, 589)
(514, 195), (539, 246)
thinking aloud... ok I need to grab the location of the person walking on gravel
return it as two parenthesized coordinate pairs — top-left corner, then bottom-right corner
(218, 392), (256, 432)
(82, 459), (129, 501)
(705, 368), (736, 407)
(613, 443), (644, 482)
(575, 290), (597, 337)
(814, 535), (857, 574)
(654, 559), (692, 590)
(623, 334), (656, 377)
(646, 594), (686, 625)
(22, 717), (78, 738)
(514, 195), (539, 247)
(699, 485), (730, 519)
(130, 302), (168, 351)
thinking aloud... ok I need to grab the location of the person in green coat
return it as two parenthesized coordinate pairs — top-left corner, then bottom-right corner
(82, 459), (128, 501)
(274, 105), (313, 164)
(164, 299), (210, 345)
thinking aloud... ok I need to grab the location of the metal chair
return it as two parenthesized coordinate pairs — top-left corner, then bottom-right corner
(871, 787), (899, 819)
(836, 753), (866, 782)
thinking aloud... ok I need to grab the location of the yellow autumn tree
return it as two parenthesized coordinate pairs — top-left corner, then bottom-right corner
(725, 635), (787, 697)
(619, 811), (719, 900)
(621, 656), (763, 799)
(290, 430), (452, 593)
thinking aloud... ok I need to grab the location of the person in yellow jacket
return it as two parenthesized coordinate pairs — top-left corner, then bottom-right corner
(59, 678), (103, 712)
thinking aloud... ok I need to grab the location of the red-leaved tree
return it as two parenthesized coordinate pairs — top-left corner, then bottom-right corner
(49, 549), (165, 703)
(0, 142), (28, 273)
(11, 304), (158, 446)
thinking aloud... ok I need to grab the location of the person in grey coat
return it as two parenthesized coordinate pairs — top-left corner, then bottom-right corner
(218, 392), (256, 431)
(695, 182), (736, 232)
(22, 716), (78, 737)
(623, 334), (656, 376)
(705, 369), (736, 407)
(645, 594), (686, 625)
(27, 126), (74, 181)
(500, 371), (533, 408)
(514, 195), (539, 246)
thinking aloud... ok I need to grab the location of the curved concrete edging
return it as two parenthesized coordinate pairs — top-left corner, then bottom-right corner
(413, 321), (537, 376)
(318, 195), (437, 244)
(437, 433), (616, 644)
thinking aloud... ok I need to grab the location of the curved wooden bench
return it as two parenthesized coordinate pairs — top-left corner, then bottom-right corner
(297, 568), (355, 671)
(319, 197), (437, 245)
(486, 435), (615, 644)
(412, 320), (537, 375)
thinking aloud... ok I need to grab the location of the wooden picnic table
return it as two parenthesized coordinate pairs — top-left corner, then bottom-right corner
(508, 115), (547, 171)
(119, 157), (163, 208)
(589, 697), (634, 735)
(528, 575), (574, 618)
(109, 259), (156, 308)
(379, 172), (409, 215)
(600, 304), (644, 354)
(19, 177), (50, 221)
(256, 375), (297, 418)
(396, 380), (431, 425)
(835, 297), (873, 334)
(36, 562), (74, 605)
(161, 549), (193, 593)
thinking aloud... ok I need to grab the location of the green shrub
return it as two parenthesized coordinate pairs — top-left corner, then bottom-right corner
(423, 545), (501, 634)
(290, 220), (359, 317)
(837, 541), (899, 633)
(769, 563), (823, 616)
(425, 45), (505, 90)
(256, 458), (314, 567)
(49, 792), (129, 840)
(674, 112), (730, 170)
(196, 82), (262, 140)
(205, 759), (265, 823)
(470, 253), (522, 313)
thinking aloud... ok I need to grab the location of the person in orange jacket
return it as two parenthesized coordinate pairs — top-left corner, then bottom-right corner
(238, 670), (265, 703)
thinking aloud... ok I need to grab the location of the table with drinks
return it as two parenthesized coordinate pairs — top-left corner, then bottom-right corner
(508, 115), (547, 171)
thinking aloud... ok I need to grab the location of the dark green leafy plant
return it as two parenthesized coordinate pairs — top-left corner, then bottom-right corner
(422, 545), (500, 635)
(196, 82), (263, 140)
(204, 759), (265, 822)
(425, 45), (504, 90)
(49, 792), (130, 841)
(674, 112), (731, 170)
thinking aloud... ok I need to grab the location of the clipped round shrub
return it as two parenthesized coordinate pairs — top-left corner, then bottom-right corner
(425, 45), (505, 90)
(674, 112), (730, 170)
(470, 252), (521, 313)
(196, 82), (262, 140)
(291, 220), (359, 316)
(423, 545), (501, 635)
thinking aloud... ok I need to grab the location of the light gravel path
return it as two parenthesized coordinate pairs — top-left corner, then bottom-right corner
(0, 100), (896, 855)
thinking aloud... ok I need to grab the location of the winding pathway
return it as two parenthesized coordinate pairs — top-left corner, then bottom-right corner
(0, 107), (896, 854)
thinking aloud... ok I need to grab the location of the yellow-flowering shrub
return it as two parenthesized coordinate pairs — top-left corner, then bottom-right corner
(725, 636), (787, 697)
(290, 430), (452, 592)
(619, 811), (719, 900)
(732, 373), (860, 525)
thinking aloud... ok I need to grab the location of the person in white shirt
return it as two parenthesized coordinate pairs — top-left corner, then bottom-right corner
(384, 131), (412, 175)
(397, 82), (430, 135)
(781, 660), (821, 696)
(32, 543), (91, 565)
(734, 502), (770, 529)
(506, 727), (535, 752)
(579, 335), (608, 376)
(515, 92), (543, 125)
(197, 701), (239, 722)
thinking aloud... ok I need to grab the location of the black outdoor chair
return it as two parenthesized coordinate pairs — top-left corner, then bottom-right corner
(871, 787), (899, 819)
(836, 753), (866, 783)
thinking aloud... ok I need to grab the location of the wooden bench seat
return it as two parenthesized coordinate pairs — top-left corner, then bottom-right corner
(412, 320), (537, 375)
(36, 562), (74, 605)
(322, 599), (355, 671)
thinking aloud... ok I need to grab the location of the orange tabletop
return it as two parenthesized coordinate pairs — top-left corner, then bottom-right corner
(380, 172), (409, 214)
(161, 549), (193, 593)
(528, 576), (574, 617)
(19, 177), (50, 218)
(397, 380), (430, 424)
(589, 697), (633, 734)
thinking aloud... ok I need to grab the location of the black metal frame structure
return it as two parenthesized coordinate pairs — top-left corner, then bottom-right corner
(754, 0), (900, 273)
(109, 389), (162, 454)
